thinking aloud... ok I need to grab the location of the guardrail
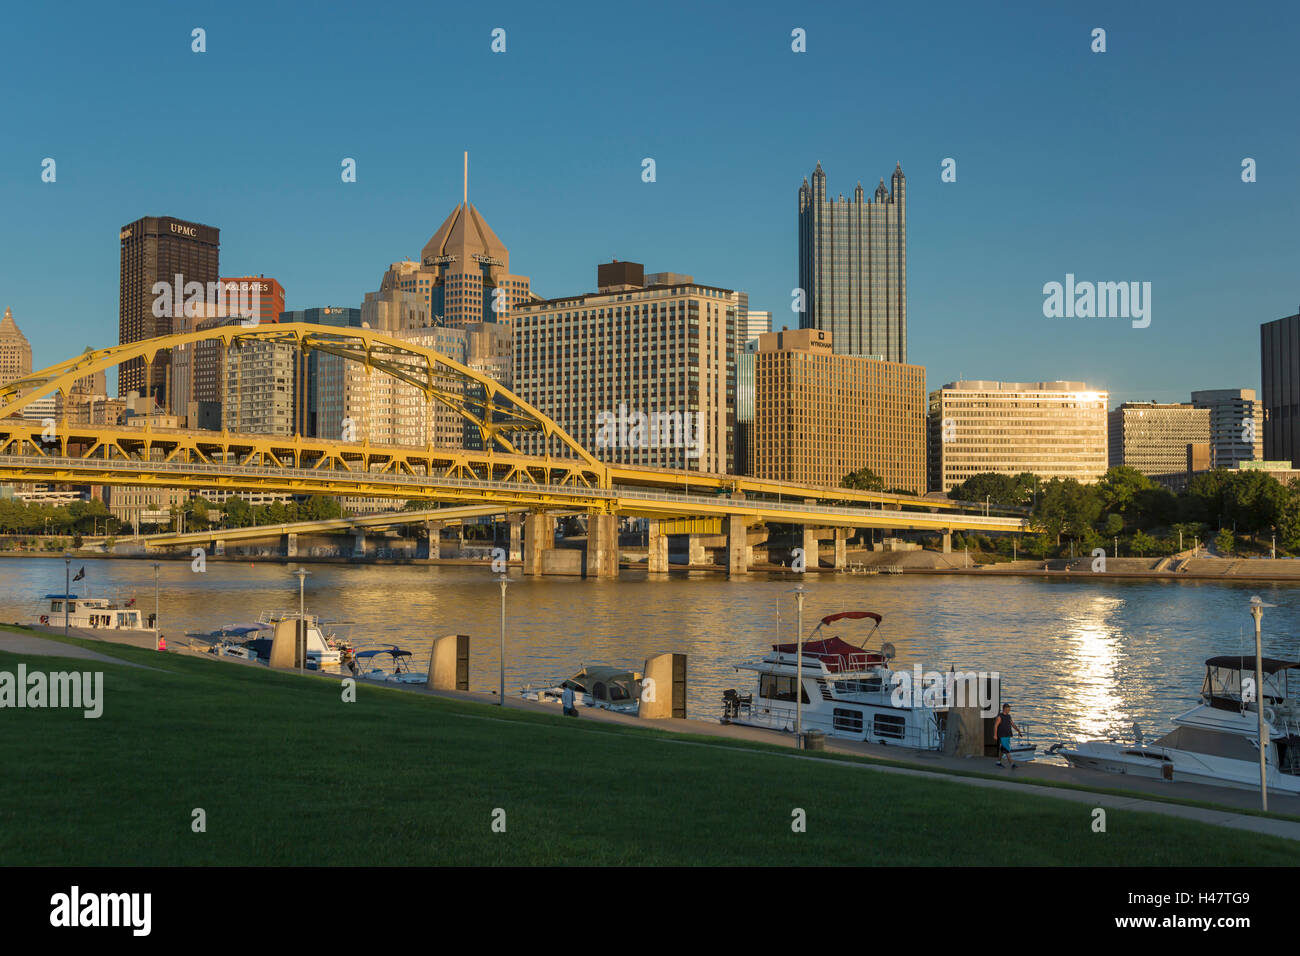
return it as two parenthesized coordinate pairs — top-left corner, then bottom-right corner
(0, 453), (1027, 529)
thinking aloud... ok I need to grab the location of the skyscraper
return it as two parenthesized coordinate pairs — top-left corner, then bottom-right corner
(118, 216), (220, 404)
(0, 306), (33, 386)
(797, 161), (906, 361)
(1191, 388), (1263, 468)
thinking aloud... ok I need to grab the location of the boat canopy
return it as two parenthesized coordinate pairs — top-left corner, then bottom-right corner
(819, 611), (882, 626)
(354, 646), (412, 660)
(1205, 655), (1300, 674)
(44, 594), (79, 600)
(771, 637), (887, 673)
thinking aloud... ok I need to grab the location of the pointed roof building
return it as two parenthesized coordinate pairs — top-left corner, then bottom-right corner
(0, 306), (33, 387)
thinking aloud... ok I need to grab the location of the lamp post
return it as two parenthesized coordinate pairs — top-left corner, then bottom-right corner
(793, 584), (807, 740)
(497, 575), (509, 705)
(152, 562), (161, 648)
(1248, 595), (1275, 811)
(984, 495), (990, 517)
(63, 551), (72, 635)
(293, 568), (310, 672)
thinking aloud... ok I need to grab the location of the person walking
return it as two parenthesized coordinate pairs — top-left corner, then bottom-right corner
(995, 703), (1022, 768)
(561, 683), (579, 717)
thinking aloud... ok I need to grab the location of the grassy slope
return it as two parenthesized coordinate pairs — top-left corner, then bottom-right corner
(0, 631), (1293, 866)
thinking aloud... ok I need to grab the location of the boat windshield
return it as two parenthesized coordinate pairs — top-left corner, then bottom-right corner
(1202, 658), (1295, 709)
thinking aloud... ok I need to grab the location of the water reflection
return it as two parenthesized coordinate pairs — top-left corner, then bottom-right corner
(2, 558), (1298, 743)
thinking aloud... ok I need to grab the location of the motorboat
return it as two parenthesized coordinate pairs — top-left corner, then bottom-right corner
(350, 646), (427, 684)
(185, 625), (266, 660)
(1052, 655), (1300, 794)
(39, 593), (149, 631)
(522, 665), (644, 714)
(721, 610), (1036, 759)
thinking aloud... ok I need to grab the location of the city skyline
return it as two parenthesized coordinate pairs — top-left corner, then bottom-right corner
(2, 1), (1297, 408)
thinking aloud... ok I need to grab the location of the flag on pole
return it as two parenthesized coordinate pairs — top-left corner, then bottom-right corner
(72, 567), (85, 582)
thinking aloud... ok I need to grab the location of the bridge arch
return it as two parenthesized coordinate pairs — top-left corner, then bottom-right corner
(0, 322), (602, 471)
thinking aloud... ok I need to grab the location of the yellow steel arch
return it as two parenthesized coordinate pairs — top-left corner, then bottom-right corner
(0, 322), (603, 471)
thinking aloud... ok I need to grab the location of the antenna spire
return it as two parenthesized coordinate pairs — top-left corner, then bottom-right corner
(463, 151), (468, 206)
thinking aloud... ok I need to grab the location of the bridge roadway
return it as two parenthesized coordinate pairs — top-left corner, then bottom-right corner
(0, 453), (1027, 536)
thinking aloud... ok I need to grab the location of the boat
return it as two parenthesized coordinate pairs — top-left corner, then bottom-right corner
(721, 610), (1036, 759)
(1051, 655), (1300, 794)
(521, 665), (644, 714)
(39, 593), (149, 631)
(351, 645), (427, 684)
(184, 624), (266, 660)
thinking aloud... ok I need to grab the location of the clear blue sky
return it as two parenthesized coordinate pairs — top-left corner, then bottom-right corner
(1, 0), (1296, 406)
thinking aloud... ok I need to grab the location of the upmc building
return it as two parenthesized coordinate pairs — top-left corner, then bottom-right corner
(118, 215), (220, 403)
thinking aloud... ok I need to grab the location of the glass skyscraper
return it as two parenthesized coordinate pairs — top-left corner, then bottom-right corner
(797, 161), (906, 362)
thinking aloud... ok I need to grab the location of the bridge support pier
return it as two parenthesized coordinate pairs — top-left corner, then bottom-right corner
(508, 514), (522, 563)
(425, 521), (443, 560)
(687, 535), (707, 567)
(801, 527), (821, 570)
(647, 520), (669, 573)
(281, 532), (298, 558)
(353, 530), (366, 558)
(942, 531), (952, 554)
(524, 513), (554, 576)
(727, 515), (749, 576)
(834, 528), (849, 569)
(585, 513), (619, 578)
(213, 539), (226, 557)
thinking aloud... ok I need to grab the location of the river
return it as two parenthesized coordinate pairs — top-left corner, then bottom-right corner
(3, 557), (1298, 744)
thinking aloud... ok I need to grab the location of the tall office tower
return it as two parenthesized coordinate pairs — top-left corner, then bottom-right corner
(172, 277), (286, 428)
(1193, 387), (1264, 468)
(513, 261), (735, 472)
(927, 381), (1109, 492)
(797, 161), (906, 361)
(377, 165), (531, 329)
(733, 339), (759, 475)
(752, 329), (925, 491)
(1108, 402), (1210, 475)
(283, 306), (362, 438)
(118, 217), (220, 404)
(0, 306), (33, 386)
(361, 288), (430, 333)
(223, 339), (298, 436)
(1261, 310), (1300, 465)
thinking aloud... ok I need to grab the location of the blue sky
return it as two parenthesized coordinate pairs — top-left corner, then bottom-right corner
(1, 0), (1296, 406)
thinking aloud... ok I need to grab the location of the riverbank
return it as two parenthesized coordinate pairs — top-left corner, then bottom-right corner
(10, 545), (1300, 584)
(2, 625), (1297, 865)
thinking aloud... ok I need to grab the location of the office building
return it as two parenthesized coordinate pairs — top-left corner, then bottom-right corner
(1108, 402), (1210, 475)
(283, 306), (362, 438)
(118, 216), (220, 405)
(752, 328), (925, 491)
(512, 262), (734, 472)
(797, 161), (907, 361)
(1193, 387), (1263, 469)
(928, 381), (1109, 492)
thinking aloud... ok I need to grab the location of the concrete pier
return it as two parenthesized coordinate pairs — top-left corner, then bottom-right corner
(508, 514), (522, 563)
(585, 513), (619, 578)
(647, 520), (669, 573)
(726, 515), (749, 576)
(427, 633), (469, 691)
(523, 513), (555, 576)
(280, 532), (297, 558)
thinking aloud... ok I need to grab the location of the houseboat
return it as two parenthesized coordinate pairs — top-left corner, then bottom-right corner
(39, 594), (149, 632)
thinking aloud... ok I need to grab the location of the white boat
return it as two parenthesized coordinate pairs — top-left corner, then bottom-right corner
(522, 665), (644, 714)
(1052, 655), (1300, 794)
(722, 610), (1036, 759)
(184, 625), (266, 660)
(351, 646), (427, 684)
(238, 611), (348, 668)
(39, 593), (149, 631)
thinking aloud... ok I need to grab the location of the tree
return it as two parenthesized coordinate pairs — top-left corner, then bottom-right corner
(1033, 478), (1101, 545)
(1096, 466), (1152, 518)
(841, 468), (883, 491)
(1102, 513), (1124, 536)
(948, 472), (1037, 506)
(1215, 528), (1235, 556)
(1130, 530), (1155, 556)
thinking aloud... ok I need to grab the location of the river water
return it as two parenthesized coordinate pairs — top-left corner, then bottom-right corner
(3, 557), (1299, 744)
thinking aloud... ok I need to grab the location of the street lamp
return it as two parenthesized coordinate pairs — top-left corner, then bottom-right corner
(293, 568), (310, 672)
(984, 495), (990, 517)
(63, 551), (72, 635)
(152, 562), (161, 649)
(497, 574), (509, 705)
(1248, 595), (1276, 812)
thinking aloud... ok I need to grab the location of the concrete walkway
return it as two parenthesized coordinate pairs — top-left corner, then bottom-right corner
(0, 630), (156, 668)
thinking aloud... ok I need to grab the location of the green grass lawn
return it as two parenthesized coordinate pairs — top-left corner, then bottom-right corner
(0, 629), (1294, 866)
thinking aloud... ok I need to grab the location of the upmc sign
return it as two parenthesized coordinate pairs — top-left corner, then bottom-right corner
(169, 222), (198, 237)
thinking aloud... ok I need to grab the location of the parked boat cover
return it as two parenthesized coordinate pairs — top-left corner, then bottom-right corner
(771, 637), (886, 672)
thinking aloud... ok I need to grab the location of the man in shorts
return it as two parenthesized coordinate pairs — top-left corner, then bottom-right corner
(995, 703), (1022, 768)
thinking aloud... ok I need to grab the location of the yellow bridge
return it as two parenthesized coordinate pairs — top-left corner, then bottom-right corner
(0, 323), (1028, 574)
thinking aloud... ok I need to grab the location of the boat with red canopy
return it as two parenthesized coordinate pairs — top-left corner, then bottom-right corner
(722, 609), (1034, 761)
